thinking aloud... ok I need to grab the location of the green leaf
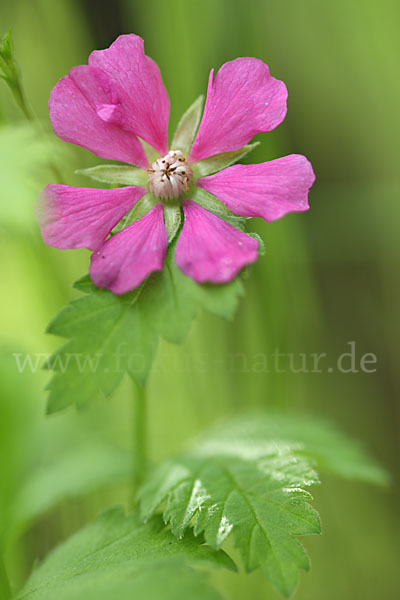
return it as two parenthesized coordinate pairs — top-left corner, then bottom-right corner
(16, 508), (234, 600)
(192, 142), (260, 178)
(172, 95), (204, 156)
(139, 412), (387, 596)
(0, 349), (135, 547)
(140, 441), (320, 596)
(76, 165), (148, 186)
(210, 412), (389, 485)
(45, 249), (243, 412)
(10, 441), (132, 542)
(45, 285), (156, 413)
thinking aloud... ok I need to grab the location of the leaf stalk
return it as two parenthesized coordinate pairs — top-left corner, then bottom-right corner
(132, 380), (148, 499)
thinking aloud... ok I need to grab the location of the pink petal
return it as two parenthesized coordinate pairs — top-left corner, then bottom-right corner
(189, 58), (288, 163)
(38, 185), (146, 251)
(90, 204), (167, 295)
(49, 65), (148, 168)
(89, 34), (169, 155)
(176, 201), (259, 284)
(197, 155), (315, 222)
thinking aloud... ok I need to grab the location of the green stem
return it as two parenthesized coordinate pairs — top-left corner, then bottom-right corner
(1, 55), (63, 184)
(132, 380), (148, 499)
(0, 553), (11, 600)
(13, 79), (34, 122)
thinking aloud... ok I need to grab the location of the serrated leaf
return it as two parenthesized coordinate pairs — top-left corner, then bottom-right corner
(45, 249), (243, 412)
(76, 165), (147, 186)
(209, 412), (389, 485)
(140, 439), (320, 597)
(172, 95), (204, 156)
(192, 142), (259, 178)
(16, 508), (235, 600)
(140, 411), (387, 596)
(45, 285), (157, 413)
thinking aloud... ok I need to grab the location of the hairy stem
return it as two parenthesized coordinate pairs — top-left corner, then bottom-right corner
(132, 380), (148, 498)
(0, 553), (11, 600)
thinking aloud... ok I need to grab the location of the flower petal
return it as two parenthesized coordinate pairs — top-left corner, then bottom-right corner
(90, 204), (167, 295)
(89, 34), (169, 155)
(38, 185), (146, 251)
(189, 58), (287, 163)
(49, 65), (148, 168)
(176, 201), (259, 283)
(197, 155), (315, 222)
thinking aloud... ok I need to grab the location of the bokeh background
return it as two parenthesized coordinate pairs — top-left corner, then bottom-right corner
(0, 0), (399, 598)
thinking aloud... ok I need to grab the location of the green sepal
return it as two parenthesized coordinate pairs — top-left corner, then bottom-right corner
(76, 165), (148, 186)
(140, 138), (161, 165)
(163, 203), (182, 243)
(190, 186), (248, 230)
(111, 193), (158, 234)
(172, 95), (204, 156)
(192, 142), (260, 178)
(248, 232), (266, 255)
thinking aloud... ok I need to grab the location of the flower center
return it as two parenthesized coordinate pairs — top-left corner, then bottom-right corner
(147, 150), (193, 200)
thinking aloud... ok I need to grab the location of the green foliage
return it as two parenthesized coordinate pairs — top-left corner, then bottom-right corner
(140, 444), (320, 596)
(140, 412), (387, 596)
(10, 440), (132, 542)
(206, 412), (389, 486)
(16, 508), (234, 600)
(45, 251), (243, 413)
(0, 350), (133, 547)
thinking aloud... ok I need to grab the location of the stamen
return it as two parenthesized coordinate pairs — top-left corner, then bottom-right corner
(148, 150), (193, 200)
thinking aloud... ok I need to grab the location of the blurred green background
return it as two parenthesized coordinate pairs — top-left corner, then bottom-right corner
(0, 0), (399, 598)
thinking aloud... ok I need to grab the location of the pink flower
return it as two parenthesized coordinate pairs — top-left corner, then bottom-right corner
(38, 34), (315, 295)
